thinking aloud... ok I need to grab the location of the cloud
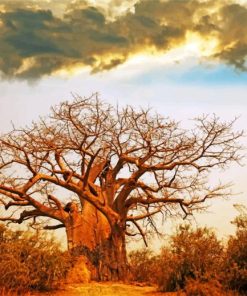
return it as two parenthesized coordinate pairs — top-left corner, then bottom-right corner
(215, 3), (247, 70)
(0, 0), (246, 80)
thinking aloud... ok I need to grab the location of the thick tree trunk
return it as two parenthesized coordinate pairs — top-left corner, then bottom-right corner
(64, 201), (128, 282)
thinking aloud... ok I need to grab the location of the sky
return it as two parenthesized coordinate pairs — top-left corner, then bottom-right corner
(0, 0), (247, 247)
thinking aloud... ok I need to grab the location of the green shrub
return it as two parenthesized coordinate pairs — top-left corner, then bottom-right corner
(0, 224), (70, 294)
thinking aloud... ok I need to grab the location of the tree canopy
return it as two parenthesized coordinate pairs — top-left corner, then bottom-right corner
(0, 94), (243, 245)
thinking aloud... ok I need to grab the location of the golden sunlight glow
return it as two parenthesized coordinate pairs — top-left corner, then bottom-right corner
(52, 53), (126, 78)
(183, 32), (219, 58)
(0, 5), (6, 13)
(85, 0), (137, 18)
(53, 63), (91, 77)
(48, 31), (220, 78)
(120, 32), (220, 69)
(14, 58), (37, 76)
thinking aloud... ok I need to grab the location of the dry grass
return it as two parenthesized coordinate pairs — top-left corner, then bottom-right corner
(0, 288), (32, 296)
(30, 282), (182, 296)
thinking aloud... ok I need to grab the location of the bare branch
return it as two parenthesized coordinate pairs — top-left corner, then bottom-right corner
(44, 224), (65, 230)
(131, 220), (148, 247)
(0, 94), (243, 243)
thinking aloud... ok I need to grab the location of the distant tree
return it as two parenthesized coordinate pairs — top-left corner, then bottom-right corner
(0, 94), (243, 281)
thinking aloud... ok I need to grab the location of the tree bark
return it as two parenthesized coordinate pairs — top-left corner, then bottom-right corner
(64, 201), (128, 281)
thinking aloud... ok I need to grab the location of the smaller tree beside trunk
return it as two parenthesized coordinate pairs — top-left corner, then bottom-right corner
(0, 94), (243, 281)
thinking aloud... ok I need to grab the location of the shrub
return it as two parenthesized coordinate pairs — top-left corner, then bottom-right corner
(128, 249), (161, 284)
(0, 224), (70, 294)
(222, 210), (247, 293)
(129, 219), (246, 295)
(158, 225), (223, 292)
(184, 278), (236, 296)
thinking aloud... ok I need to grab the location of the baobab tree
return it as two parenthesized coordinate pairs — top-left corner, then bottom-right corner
(0, 95), (243, 281)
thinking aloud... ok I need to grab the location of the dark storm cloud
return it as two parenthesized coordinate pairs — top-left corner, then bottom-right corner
(215, 3), (247, 70)
(0, 0), (246, 80)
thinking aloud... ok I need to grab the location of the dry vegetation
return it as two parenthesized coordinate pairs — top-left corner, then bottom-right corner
(0, 224), (71, 295)
(31, 282), (159, 296)
(0, 209), (246, 295)
(129, 210), (247, 295)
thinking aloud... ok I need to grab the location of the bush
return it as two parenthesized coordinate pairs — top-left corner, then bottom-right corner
(128, 249), (161, 284)
(184, 278), (236, 296)
(0, 224), (70, 294)
(129, 225), (223, 291)
(158, 225), (223, 292)
(129, 220), (246, 295)
(222, 211), (247, 293)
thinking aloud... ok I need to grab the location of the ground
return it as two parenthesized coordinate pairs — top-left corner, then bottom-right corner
(32, 283), (183, 296)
